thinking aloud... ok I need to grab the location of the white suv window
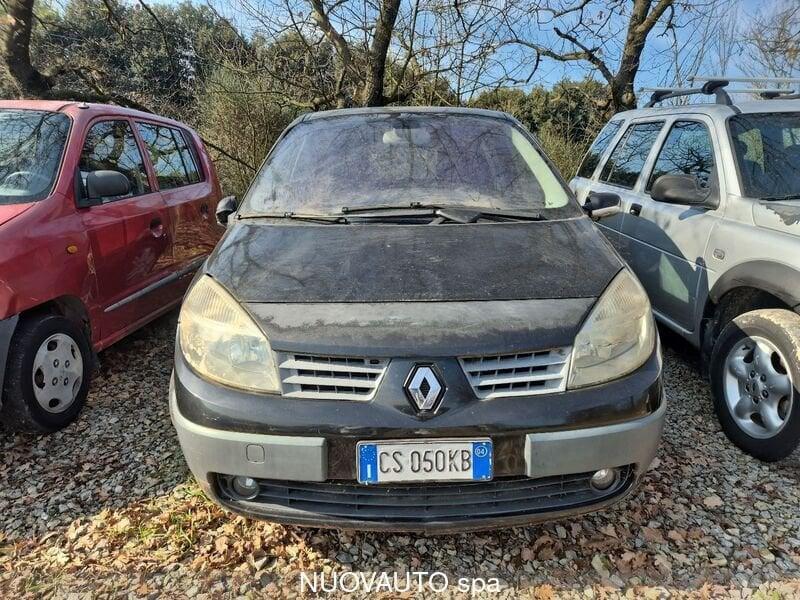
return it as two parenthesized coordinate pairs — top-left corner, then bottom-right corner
(646, 121), (716, 192)
(577, 120), (622, 178)
(599, 122), (664, 188)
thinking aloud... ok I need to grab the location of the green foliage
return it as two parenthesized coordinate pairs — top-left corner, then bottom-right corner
(470, 79), (607, 179)
(536, 123), (592, 180)
(197, 63), (302, 198)
(471, 79), (608, 145)
(29, 0), (243, 119)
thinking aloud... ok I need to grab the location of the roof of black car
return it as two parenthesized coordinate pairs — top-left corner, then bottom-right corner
(301, 105), (515, 123)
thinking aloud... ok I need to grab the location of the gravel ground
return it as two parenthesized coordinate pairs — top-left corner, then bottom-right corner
(0, 311), (799, 598)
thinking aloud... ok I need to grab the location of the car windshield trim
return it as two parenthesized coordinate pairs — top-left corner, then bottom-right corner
(0, 108), (72, 206)
(238, 113), (580, 220)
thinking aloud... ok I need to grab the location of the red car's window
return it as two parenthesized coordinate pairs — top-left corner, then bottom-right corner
(79, 120), (151, 199)
(137, 123), (202, 190)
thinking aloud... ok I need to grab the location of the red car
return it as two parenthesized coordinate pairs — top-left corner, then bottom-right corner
(0, 101), (224, 432)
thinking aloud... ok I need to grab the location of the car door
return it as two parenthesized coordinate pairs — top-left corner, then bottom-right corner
(587, 120), (665, 265)
(619, 117), (723, 333)
(135, 121), (217, 281)
(77, 118), (174, 340)
(570, 120), (626, 245)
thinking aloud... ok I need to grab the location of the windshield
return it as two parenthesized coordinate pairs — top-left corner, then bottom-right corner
(730, 112), (800, 199)
(239, 113), (577, 218)
(0, 109), (70, 205)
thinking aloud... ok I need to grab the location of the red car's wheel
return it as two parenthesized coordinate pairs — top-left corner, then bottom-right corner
(1, 314), (91, 432)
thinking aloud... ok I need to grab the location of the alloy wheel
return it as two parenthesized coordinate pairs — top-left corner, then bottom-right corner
(723, 335), (794, 439)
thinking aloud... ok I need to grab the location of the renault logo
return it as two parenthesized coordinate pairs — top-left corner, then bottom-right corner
(404, 364), (445, 412)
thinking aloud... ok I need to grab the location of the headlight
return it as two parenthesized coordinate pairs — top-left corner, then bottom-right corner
(568, 269), (656, 388)
(178, 275), (280, 393)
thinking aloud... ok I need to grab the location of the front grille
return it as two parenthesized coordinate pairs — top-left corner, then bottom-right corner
(277, 354), (389, 400)
(217, 467), (632, 523)
(459, 348), (571, 399)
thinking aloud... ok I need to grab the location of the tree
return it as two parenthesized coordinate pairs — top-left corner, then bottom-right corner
(471, 79), (606, 143)
(1, 0), (243, 115)
(743, 0), (800, 79)
(499, 0), (724, 114)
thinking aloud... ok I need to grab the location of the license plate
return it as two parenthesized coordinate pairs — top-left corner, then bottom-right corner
(357, 439), (493, 484)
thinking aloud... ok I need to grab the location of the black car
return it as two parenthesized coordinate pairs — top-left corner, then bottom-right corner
(170, 107), (665, 532)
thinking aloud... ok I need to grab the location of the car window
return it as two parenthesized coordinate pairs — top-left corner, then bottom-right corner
(239, 113), (579, 219)
(729, 112), (800, 199)
(0, 109), (70, 205)
(577, 120), (622, 178)
(600, 122), (664, 188)
(176, 129), (202, 184)
(137, 123), (200, 190)
(646, 121), (716, 192)
(79, 120), (151, 199)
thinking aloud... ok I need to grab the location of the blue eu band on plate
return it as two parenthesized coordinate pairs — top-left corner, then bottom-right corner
(357, 439), (493, 484)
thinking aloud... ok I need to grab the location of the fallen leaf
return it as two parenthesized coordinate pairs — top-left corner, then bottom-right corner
(215, 536), (230, 553)
(641, 527), (665, 544)
(521, 547), (535, 562)
(667, 529), (685, 544)
(599, 524), (617, 539)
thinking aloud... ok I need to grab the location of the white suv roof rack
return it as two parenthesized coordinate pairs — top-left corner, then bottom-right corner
(640, 76), (799, 107)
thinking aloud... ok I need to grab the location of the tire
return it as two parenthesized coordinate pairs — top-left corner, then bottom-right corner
(710, 308), (800, 462)
(1, 314), (92, 433)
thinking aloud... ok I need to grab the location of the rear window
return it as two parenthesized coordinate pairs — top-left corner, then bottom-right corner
(600, 122), (664, 188)
(0, 109), (70, 205)
(577, 121), (621, 178)
(137, 123), (202, 190)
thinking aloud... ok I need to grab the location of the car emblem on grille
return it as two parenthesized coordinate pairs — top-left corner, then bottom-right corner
(404, 364), (445, 412)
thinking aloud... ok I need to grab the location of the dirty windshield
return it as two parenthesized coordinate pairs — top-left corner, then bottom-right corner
(239, 113), (577, 218)
(729, 112), (800, 200)
(0, 109), (71, 205)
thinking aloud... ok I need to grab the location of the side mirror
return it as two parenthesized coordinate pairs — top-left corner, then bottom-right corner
(216, 195), (238, 226)
(82, 170), (130, 206)
(651, 174), (711, 206)
(583, 192), (621, 220)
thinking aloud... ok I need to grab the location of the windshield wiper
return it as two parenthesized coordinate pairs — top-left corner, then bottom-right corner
(760, 194), (800, 201)
(338, 203), (545, 222)
(238, 212), (347, 223)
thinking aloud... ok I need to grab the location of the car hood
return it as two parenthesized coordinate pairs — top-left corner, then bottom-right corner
(207, 216), (622, 304)
(0, 203), (34, 227)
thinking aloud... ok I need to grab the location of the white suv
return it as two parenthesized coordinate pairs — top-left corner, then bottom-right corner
(571, 82), (800, 461)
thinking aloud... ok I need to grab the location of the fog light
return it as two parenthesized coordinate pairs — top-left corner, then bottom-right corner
(590, 468), (617, 490)
(231, 476), (259, 499)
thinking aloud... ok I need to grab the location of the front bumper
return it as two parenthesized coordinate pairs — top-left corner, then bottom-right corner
(170, 347), (665, 532)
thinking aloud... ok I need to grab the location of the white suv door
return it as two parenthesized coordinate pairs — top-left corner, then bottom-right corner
(619, 116), (724, 334)
(573, 120), (666, 270)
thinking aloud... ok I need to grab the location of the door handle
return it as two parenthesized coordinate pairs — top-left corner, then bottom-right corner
(149, 217), (165, 238)
(200, 203), (210, 219)
(629, 203), (642, 216)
